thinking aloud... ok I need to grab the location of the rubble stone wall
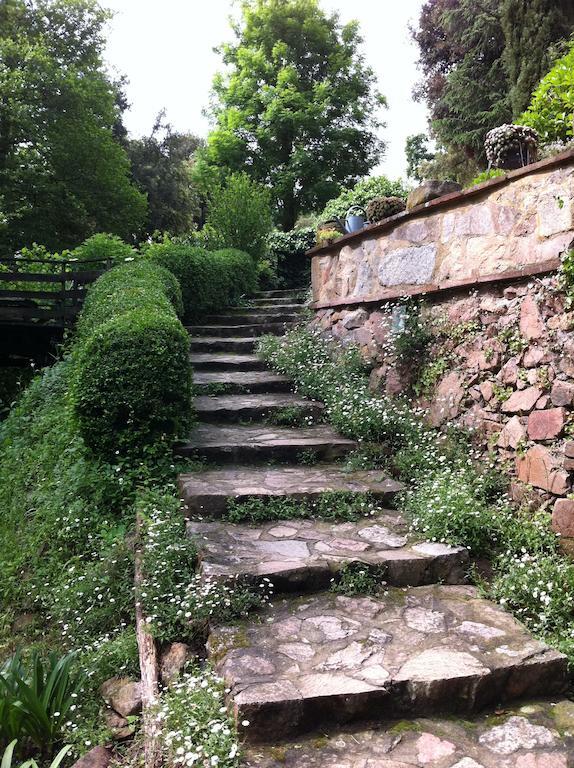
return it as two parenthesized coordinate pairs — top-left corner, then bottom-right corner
(310, 151), (574, 309)
(309, 154), (574, 544)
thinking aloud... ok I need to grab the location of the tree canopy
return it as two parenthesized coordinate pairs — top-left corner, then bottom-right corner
(127, 112), (203, 238)
(0, 0), (147, 252)
(199, 0), (385, 231)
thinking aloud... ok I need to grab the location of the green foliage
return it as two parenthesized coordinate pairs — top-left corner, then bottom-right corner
(392, 300), (433, 369)
(0, 0), (147, 252)
(405, 134), (435, 181)
(0, 367), (34, 420)
(365, 196), (406, 223)
(331, 562), (388, 597)
(145, 242), (257, 320)
(201, 0), (385, 230)
(2, 741), (71, 768)
(561, 250), (574, 299)
(268, 405), (316, 427)
(267, 227), (315, 288)
(521, 40), (574, 143)
(469, 169), (506, 186)
(321, 177), (409, 223)
(224, 492), (379, 524)
(205, 173), (273, 261)
(501, 0), (574, 117)
(70, 261), (192, 459)
(0, 652), (84, 756)
(127, 111), (203, 238)
(155, 668), (240, 767)
(69, 233), (138, 265)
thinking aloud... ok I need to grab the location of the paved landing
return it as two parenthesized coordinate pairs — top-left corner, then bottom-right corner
(187, 514), (468, 591)
(179, 465), (401, 515)
(245, 700), (574, 767)
(209, 586), (567, 741)
(176, 424), (356, 463)
(193, 393), (324, 423)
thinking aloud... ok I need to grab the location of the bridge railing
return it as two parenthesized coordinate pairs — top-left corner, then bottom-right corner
(0, 257), (112, 327)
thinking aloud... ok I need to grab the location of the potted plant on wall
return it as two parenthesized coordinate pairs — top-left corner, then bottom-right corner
(485, 124), (539, 170)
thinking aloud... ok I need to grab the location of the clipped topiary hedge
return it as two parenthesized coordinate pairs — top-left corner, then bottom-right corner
(70, 261), (192, 459)
(145, 243), (257, 321)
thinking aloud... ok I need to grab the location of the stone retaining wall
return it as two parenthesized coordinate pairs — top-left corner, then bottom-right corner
(310, 150), (574, 309)
(309, 152), (574, 546)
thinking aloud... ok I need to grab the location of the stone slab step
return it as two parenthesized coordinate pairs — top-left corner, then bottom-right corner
(193, 371), (293, 395)
(187, 514), (468, 592)
(189, 353), (267, 372)
(175, 424), (356, 464)
(208, 586), (568, 743)
(194, 393), (324, 423)
(189, 337), (258, 354)
(179, 464), (402, 516)
(245, 700), (574, 767)
(187, 322), (294, 338)
(251, 298), (305, 307)
(241, 304), (304, 314)
(203, 313), (301, 326)
(257, 289), (306, 298)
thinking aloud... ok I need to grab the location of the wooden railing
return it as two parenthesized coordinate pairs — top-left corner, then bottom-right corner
(0, 257), (112, 327)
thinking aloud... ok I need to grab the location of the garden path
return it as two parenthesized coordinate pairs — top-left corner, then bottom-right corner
(180, 291), (573, 767)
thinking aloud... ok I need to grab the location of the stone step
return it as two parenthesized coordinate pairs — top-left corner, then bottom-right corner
(189, 337), (258, 354)
(193, 371), (293, 395)
(194, 393), (324, 423)
(208, 585), (568, 743)
(189, 353), (267, 372)
(175, 424), (356, 464)
(187, 322), (293, 338)
(257, 289), (306, 298)
(179, 464), (402, 517)
(241, 303), (304, 314)
(251, 298), (305, 307)
(187, 514), (468, 593)
(203, 313), (302, 326)
(244, 699), (574, 767)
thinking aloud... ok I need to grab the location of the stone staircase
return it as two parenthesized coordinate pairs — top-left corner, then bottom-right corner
(179, 289), (572, 766)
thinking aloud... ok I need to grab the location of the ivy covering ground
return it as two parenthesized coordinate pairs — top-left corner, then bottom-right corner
(258, 324), (574, 665)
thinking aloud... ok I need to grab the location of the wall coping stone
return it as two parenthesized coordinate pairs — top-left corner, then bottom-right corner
(307, 148), (574, 261)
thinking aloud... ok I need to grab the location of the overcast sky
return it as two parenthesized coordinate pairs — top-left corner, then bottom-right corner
(104, 0), (428, 181)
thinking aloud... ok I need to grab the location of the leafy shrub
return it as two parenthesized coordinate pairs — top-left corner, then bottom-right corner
(469, 169), (506, 187)
(2, 741), (71, 768)
(321, 176), (409, 222)
(316, 229), (342, 247)
(205, 172), (273, 261)
(145, 243), (257, 320)
(71, 261), (192, 459)
(521, 41), (574, 144)
(69, 233), (138, 265)
(365, 196), (406, 223)
(267, 227), (315, 288)
(0, 652), (84, 755)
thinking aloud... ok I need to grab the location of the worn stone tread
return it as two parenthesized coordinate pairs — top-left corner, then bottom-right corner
(193, 371), (293, 394)
(176, 423), (356, 463)
(204, 313), (302, 325)
(187, 513), (468, 592)
(179, 464), (401, 516)
(245, 700), (574, 767)
(193, 393), (323, 423)
(189, 353), (268, 372)
(189, 337), (258, 353)
(187, 323), (294, 338)
(208, 586), (568, 742)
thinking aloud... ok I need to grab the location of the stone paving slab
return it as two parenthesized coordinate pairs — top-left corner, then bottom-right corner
(189, 353), (268, 371)
(187, 513), (468, 591)
(176, 424), (356, 463)
(180, 465), (402, 516)
(204, 313), (302, 325)
(244, 699), (574, 767)
(193, 394), (324, 423)
(239, 303), (304, 314)
(189, 337), (258, 354)
(187, 322), (294, 338)
(208, 586), (568, 742)
(193, 371), (293, 394)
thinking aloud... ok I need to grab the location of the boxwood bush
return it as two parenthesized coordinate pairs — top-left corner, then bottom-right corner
(145, 243), (257, 321)
(70, 261), (192, 459)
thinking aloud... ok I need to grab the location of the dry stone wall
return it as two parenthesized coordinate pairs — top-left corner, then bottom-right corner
(309, 153), (574, 548)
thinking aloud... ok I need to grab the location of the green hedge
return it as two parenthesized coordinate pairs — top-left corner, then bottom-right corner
(145, 243), (257, 321)
(71, 261), (192, 459)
